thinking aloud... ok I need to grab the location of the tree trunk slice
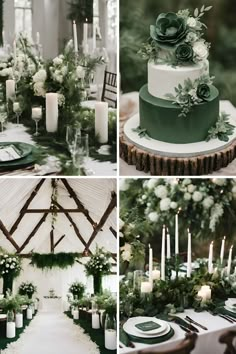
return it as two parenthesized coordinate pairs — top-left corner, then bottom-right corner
(120, 133), (236, 176)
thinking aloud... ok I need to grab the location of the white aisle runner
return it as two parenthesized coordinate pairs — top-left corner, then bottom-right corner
(2, 311), (100, 354)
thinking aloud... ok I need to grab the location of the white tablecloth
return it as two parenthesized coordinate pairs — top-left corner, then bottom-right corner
(40, 298), (63, 313)
(120, 309), (235, 354)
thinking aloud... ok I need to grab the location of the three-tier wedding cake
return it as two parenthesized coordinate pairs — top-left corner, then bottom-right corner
(138, 6), (232, 144)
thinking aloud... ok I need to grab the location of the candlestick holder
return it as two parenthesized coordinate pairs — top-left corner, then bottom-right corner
(166, 259), (172, 281)
(175, 254), (181, 280)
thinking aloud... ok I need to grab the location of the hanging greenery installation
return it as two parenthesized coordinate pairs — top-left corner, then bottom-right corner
(30, 253), (81, 270)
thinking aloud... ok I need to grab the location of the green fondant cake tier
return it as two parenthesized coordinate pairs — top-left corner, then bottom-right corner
(139, 84), (219, 144)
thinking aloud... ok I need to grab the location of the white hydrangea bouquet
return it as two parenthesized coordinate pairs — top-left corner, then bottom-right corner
(0, 254), (21, 278)
(18, 281), (37, 299)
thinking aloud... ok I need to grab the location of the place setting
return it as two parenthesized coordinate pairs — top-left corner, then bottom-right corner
(0, 0), (117, 176)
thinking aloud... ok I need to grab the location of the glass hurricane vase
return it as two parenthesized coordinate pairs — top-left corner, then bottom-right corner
(104, 314), (117, 350)
(93, 274), (102, 295)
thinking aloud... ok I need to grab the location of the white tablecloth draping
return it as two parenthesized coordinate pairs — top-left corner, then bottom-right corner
(120, 309), (235, 354)
(1, 311), (99, 354)
(40, 298), (63, 313)
(0, 122), (116, 176)
(120, 95), (236, 176)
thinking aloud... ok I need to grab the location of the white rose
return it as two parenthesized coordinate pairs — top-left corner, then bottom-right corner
(187, 17), (197, 28)
(186, 32), (198, 43)
(192, 191), (203, 202)
(202, 196), (214, 209)
(187, 184), (196, 193)
(33, 69), (47, 83)
(119, 219), (125, 229)
(148, 212), (159, 222)
(53, 57), (63, 66)
(193, 41), (209, 60)
(160, 198), (171, 211)
(170, 202), (178, 209)
(155, 185), (168, 199)
(212, 178), (226, 186)
(76, 65), (85, 79)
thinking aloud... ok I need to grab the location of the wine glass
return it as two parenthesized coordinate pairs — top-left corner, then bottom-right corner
(72, 135), (89, 175)
(66, 125), (81, 156)
(0, 105), (7, 136)
(32, 106), (42, 136)
(13, 101), (22, 126)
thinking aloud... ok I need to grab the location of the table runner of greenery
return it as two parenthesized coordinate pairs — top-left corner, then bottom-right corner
(65, 311), (116, 354)
(0, 312), (37, 350)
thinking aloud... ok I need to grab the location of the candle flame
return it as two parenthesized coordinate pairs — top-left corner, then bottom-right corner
(224, 236), (226, 240)
(86, 18), (88, 23)
(231, 245), (234, 249)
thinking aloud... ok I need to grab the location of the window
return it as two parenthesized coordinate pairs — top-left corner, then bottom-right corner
(14, 0), (32, 37)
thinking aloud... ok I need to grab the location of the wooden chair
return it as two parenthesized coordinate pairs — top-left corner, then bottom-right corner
(219, 330), (236, 354)
(101, 70), (117, 108)
(137, 333), (198, 354)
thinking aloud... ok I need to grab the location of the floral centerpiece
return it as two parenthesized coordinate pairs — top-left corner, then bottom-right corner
(85, 247), (112, 294)
(18, 282), (37, 299)
(68, 281), (85, 299)
(0, 254), (21, 295)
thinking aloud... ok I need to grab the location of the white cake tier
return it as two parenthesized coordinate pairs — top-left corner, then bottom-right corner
(148, 60), (209, 100)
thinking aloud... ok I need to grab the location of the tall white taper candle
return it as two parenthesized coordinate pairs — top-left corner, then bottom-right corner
(95, 102), (108, 143)
(167, 230), (171, 259)
(220, 236), (226, 265)
(161, 225), (165, 281)
(208, 241), (214, 274)
(175, 213), (179, 255)
(149, 244), (153, 287)
(227, 246), (233, 276)
(73, 21), (78, 53)
(187, 230), (192, 278)
(46, 93), (58, 133)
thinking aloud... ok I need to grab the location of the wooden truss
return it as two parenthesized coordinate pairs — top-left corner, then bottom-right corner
(0, 179), (117, 262)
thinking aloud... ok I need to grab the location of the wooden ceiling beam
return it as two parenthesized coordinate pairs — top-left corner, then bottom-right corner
(60, 179), (96, 227)
(17, 213), (47, 253)
(0, 220), (20, 252)
(50, 229), (54, 253)
(10, 179), (45, 234)
(24, 209), (82, 213)
(54, 234), (66, 249)
(84, 192), (117, 252)
(110, 226), (117, 238)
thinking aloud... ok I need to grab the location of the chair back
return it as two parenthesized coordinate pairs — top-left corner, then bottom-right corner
(101, 70), (117, 108)
(219, 330), (236, 354)
(138, 332), (198, 354)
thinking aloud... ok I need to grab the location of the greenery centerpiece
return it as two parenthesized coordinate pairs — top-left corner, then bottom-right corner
(18, 282), (37, 299)
(69, 281), (85, 299)
(0, 254), (21, 295)
(85, 247), (112, 294)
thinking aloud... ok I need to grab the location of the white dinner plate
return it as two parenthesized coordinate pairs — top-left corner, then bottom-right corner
(123, 317), (170, 338)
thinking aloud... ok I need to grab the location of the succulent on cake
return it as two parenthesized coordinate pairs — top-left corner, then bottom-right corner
(139, 5), (212, 66)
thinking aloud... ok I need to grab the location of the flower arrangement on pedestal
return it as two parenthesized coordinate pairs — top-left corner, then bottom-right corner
(69, 281), (85, 299)
(85, 247), (112, 294)
(18, 282), (37, 299)
(0, 254), (22, 295)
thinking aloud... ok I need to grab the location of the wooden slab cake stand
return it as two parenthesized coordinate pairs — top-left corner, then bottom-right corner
(120, 101), (236, 176)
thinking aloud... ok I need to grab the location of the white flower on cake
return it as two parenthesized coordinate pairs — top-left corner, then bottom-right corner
(148, 211), (159, 222)
(76, 65), (85, 79)
(192, 191), (203, 202)
(193, 41), (209, 60)
(186, 32), (198, 43)
(33, 69), (47, 83)
(187, 17), (197, 28)
(154, 185), (168, 199)
(160, 198), (171, 211)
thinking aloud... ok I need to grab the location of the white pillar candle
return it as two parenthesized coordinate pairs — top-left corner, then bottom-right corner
(161, 225), (165, 281)
(148, 245), (153, 286)
(152, 269), (160, 280)
(105, 329), (117, 350)
(167, 230), (171, 259)
(175, 213), (179, 255)
(6, 79), (15, 100)
(140, 281), (152, 293)
(208, 241), (214, 274)
(220, 236), (226, 265)
(27, 308), (32, 320)
(95, 102), (108, 143)
(187, 231), (192, 278)
(73, 310), (79, 320)
(15, 313), (23, 328)
(6, 322), (15, 338)
(73, 21), (78, 53)
(32, 107), (42, 119)
(46, 93), (58, 133)
(92, 313), (100, 329)
(227, 246), (233, 276)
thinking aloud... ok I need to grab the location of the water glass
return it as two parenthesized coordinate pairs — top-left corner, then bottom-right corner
(32, 106), (42, 136)
(66, 125), (81, 156)
(72, 135), (89, 175)
(0, 105), (7, 135)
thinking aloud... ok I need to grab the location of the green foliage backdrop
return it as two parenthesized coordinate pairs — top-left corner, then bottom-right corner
(120, 0), (236, 106)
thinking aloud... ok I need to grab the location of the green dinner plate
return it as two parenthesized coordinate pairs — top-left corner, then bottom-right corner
(0, 142), (32, 163)
(0, 142), (38, 171)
